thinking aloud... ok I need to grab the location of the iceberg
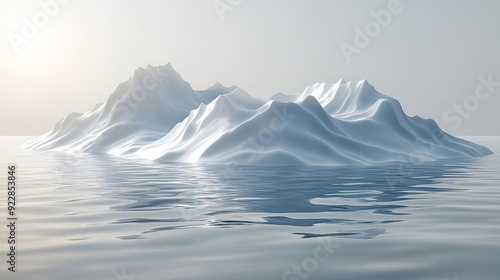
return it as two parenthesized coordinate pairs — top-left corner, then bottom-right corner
(21, 64), (493, 166)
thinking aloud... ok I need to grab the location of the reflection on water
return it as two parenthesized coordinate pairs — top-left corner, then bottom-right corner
(1, 136), (500, 280)
(50, 152), (471, 240)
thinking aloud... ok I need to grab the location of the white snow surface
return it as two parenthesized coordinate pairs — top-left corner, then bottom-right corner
(21, 64), (493, 166)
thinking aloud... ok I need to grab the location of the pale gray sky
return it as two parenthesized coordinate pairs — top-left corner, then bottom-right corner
(1, 0), (499, 135)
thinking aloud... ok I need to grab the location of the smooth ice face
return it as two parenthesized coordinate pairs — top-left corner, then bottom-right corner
(20, 64), (493, 166)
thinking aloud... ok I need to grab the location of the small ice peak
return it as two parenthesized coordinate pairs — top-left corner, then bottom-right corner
(146, 62), (178, 75)
(209, 82), (225, 89)
(132, 62), (177, 80)
(207, 82), (239, 91)
(358, 79), (372, 87)
(158, 62), (179, 76)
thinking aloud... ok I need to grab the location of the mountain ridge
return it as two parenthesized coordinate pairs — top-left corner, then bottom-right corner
(20, 63), (493, 166)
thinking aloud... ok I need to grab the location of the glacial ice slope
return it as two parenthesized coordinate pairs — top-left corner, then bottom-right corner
(20, 64), (236, 154)
(135, 82), (491, 165)
(268, 80), (493, 163)
(21, 64), (492, 166)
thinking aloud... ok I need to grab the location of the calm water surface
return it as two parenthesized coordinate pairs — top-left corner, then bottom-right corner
(0, 136), (499, 280)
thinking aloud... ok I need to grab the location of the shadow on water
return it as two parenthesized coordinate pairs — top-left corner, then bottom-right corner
(51, 152), (479, 240)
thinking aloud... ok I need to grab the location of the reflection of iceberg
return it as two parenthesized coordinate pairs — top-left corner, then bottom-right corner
(22, 64), (492, 166)
(51, 153), (475, 239)
(294, 229), (387, 239)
